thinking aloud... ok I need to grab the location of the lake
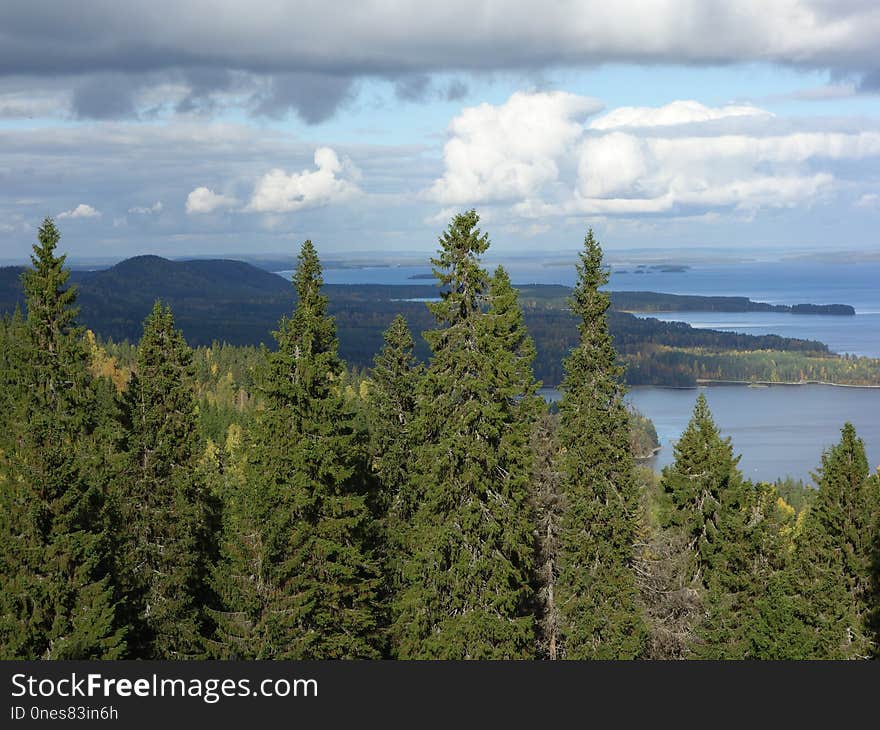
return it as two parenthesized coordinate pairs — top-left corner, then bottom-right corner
(541, 384), (880, 484)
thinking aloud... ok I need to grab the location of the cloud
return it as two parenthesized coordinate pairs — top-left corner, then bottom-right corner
(1, 2), (879, 78)
(185, 187), (238, 214)
(855, 193), (879, 208)
(429, 91), (880, 219)
(2, 2), (880, 122)
(71, 74), (140, 120)
(246, 147), (361, 213)
(57, 203), (100, 219)
(250, 72), (355, 125)
(588, 100), (772, 130)
(429, 91), (603, 205)
(128, 201), (163, 214)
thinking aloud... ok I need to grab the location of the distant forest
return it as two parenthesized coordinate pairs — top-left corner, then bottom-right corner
(1, 213), (878, 661)
(1, 254), (875, 388)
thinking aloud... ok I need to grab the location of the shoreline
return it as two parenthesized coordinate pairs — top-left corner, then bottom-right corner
(695, 379), (880, 390)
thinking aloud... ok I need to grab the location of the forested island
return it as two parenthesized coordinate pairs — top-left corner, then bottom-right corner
(2, 213), (877, 662)
(609, 290), (855, 315)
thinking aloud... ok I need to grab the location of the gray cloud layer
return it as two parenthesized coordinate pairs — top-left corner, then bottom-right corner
(2, 1), (880, 123)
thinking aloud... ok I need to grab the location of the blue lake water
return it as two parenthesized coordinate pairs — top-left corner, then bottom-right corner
(541, 385), (880, 484)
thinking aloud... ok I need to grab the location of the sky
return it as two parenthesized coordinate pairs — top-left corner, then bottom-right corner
(1, 0), (880, 263)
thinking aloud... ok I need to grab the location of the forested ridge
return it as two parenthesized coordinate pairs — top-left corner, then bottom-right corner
(3, 253), (876, 388)
(2, 214), (879, 660)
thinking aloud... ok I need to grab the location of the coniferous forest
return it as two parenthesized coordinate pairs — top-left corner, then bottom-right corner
(3, 212), (880, 660)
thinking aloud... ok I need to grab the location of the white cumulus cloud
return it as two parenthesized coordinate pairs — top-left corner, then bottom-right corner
(57, 203), (100, 219)
(185, 187), (238, 214)
(429, 92), (880, 220)
(246, 147), (361, 213)
(429, 91), (603, 205)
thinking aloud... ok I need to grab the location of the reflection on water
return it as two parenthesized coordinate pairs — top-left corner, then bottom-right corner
(541, 384), (880, 484)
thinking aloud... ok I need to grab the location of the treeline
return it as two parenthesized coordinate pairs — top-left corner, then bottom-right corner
(627, 347), (880, 387)
(1, 215), (879, 660)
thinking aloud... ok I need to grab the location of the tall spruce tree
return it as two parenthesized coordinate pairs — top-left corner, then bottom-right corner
(793, 423), (879, 658)
(659, 393), (752, 657)
(117, 302), (217, 658)
(661, 393), (745, 584)
(216, 240), (381, 659)
(0, 218), (124, 659)
(391, 212), (540, 659)
(368, 314), (423, 635)
(660, 395), (813, 658)
(556, 228), (647, 660)
(369, 314), (423, 519)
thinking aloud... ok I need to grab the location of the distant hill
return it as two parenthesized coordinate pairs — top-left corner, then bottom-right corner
(0, 256), (836, 386)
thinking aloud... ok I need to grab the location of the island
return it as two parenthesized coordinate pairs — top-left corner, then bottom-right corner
(609, 291), (855, 316)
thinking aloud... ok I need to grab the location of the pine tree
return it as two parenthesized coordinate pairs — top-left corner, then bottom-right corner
(392, 212), (540, 659)
(0, 218), (124, 659)
(793, 423), (879, 658)
(556, 228), (648, 659)
(117, 301), (218, 658)
(216, 240), (381, 659)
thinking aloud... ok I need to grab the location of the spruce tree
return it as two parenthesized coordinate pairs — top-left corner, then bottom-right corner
(660, 395), (815, 658)
(555, 228), (647, 660)
(0, 218), (124, 659)
(659, 393), (752, 657)
(392, 212), (540, 659)
(368, 314), (423, 635)
(661, 393), (744, 583)
(117, 301), (217, 658)
(216, 240), (381, 659)
(793, 423), (879, 659)
(369, 314), (423, 519)
(530, 410), (565, 659)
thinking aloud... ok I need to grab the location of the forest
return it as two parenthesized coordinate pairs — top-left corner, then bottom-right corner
(2, 254), (876, 389)
(1, 213), (878, 660)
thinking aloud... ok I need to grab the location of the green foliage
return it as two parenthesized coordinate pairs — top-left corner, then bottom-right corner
(661, 393), (744, 581)
(215, 240), (381, 659)
(3, 217), (880, 662)
(392, 212), (540, 659)
(792, 423), (879, 659)
(367, 314), (423, 639)
(556, 229), (648, 659)
(116, 301), (218, 658)
(0, 218), (125, 659)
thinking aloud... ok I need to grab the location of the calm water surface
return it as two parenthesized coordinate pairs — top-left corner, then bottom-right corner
(542, 384), (880, 484)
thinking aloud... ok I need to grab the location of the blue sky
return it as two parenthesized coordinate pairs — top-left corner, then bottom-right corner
(0, 1), (879, 263)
